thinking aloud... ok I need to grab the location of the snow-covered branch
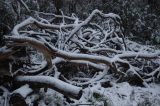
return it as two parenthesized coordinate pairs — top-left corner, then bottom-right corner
(15, 75), (82, 99)
(2, 9), (160, 105)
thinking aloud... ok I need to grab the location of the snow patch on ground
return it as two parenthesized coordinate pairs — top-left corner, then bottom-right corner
(74, 82), (160, 106)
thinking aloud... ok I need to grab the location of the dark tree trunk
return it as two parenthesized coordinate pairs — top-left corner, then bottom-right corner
(54, 0), (62, 15)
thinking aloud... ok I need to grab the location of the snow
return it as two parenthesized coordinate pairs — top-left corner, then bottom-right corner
(74, 82), (160, 106)
(117, 51), (160, 59)
(2, 7), (160, 106)
(15, 76), (82, 97)
(12, 84), (33, 98)
(12, 17), (35, 36)
(0, 46), (12, 53)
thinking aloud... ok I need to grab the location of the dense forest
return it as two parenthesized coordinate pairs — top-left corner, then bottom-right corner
(0, 0), (160, 106)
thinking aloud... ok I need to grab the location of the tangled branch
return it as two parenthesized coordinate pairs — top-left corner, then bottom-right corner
(1, 10), (160, 104)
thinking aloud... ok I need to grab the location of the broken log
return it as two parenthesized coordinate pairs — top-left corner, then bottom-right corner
(9, 84), (33, 106)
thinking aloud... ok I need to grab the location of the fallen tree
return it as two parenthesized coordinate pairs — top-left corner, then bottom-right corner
(0, 9), (160, 105)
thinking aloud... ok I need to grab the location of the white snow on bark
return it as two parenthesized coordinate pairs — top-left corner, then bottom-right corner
(12, 84), (33, 98)
(15, 75), (82, 96)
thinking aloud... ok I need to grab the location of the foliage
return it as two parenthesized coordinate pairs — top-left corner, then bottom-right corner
(0, 0), (15, 46)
